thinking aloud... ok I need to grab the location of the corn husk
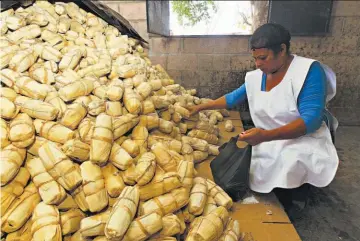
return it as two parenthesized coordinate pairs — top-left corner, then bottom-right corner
(34, 44), (62, 62)
(206, 179), (233, 210)
(174, 210), (187, 233)
(177, 160), (195, 190)
(193, 151), (209, 164)
(0, 69), (19, 88)
(105, 101), (122, 117)
(60, 103), (87, 130)
(218, 218), (241, 241)
(44, 91), (67, 118)
(14, 76), (49, 100)
(182, 205), (195, 223)
(186, 206), (229, 241)
(141, 98), (155, 114)
(90, 114), (113, 165)
(31, 202), (62, 241)
(139, 114), (159, 130)
(62, 139), (90, 162)
(148, 135), (182, 153)
(122, 212), (162, 241)
(160, 110), (171, 121)
(202, 196), (217, 216)
(106, 79), (124, 101)
(9, 49), (37, 73)
(78, 117), (94, 144)
(0, 145), (26, 186)
(80, 161), (109, 212)
(34, 119), (75, 144)
(152, 213), (184, 238)
(123, 88), (142, 114)
(7, 113), (34, 148)
(102, 163), (125, 198)
(0, 97), (20, 120)
(224, 120), (234, 132)
(1, 167), (30, 215)
(28, 63), (55, 85)
(87, 100), (106, 116)
(134, 152), (156, 186)
(60, 209), (86, 235)
(55, 69), (80, 89)
(15, 96), (58, 121)
(122, 164), (137, 185)
(113, 114), (139, 139)
(0, 119), (10, 149)
(58, 77), (94, 102)
(140, 187), (189, 216)
(80, 210), (111, 237)
(189, 177), (208, 216)
(39, 142), (82, 191)
(1, 183), (41, 233)
(26, 157), (67, 205)
(148, 237), (177, 241)
(188, 130), (218, 145)
(0, 89), (15, 105)
(7, 24), (41, 43)
(195, 121), (219, 136)
(70, 185), (89, 212)
(151, 142), (177, 172)
(121, 139), (140, 158)
(105, 186), (139, 240)
(5, 218), (33, 241)
(136, 82), (152, 100)
(208, 144), (220, 156)
(56, 193), (79, 211)
(182, 136), (209, 152)
(159, 118), (174, 134)
(109, 143), (133, 170)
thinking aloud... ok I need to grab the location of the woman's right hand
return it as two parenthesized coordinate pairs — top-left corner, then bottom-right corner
(187, 105), (202, 116)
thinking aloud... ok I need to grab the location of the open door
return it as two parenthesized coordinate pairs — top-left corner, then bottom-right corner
(146, 0), (170, 36)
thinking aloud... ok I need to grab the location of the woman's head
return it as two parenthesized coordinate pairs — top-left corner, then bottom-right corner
(250, 23), (291, 74)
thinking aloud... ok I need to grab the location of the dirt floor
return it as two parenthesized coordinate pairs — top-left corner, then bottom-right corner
(293, 126), (360, 241)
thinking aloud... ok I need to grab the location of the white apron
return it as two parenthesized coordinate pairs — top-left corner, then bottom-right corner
(245, 55), (339, 193)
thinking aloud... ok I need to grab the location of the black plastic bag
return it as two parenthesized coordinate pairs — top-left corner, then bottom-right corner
(210, 136), (252, 202)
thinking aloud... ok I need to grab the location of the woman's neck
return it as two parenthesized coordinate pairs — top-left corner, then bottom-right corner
(270, 54), (294, 78)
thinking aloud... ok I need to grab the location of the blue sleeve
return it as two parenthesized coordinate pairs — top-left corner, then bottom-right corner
(298, 62), (327, 134)
(225, 84), (247, 109)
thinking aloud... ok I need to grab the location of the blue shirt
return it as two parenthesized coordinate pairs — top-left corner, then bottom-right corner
(225, 62), (327, 134)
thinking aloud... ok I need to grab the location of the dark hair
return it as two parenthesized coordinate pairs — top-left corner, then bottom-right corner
(250, 23), (291, 54)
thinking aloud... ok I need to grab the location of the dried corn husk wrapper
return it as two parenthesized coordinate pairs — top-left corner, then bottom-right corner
(121, 139), (140, 158)
(7, 24), (41, 43)
(88, 100), (106, 116)
(122, 164), (137, 185)
(106, 79), (124, 101)
(0, 167), (30, 215)
(60, 103), (87, 130)
(113, 114), (139, 139)
(208, 144), (220, 156)
(132, 125), (148, 148)
(152, 213), (184, 238)
(136, 82), (152, 100)
(139, 114), (159, 130)
(189, 177), (208, 216)
(56, 193), (78, 211)
(105, 101), (122, 117)
(80, 210), (111, 237)
(0, 46), (20, 70)
(62, 139), (90, 162)
(141, 98), (155, 115)
(26, 157), (67, 205)
(90, 114), (113, 165)
(69, 230), (91, 241)
(34, 119), (75, 144)
(206, 179), (233, 210)
(147, 135), (182, 154)
(0, 145), (26, 186)
(138, 171), (181, 201)
(148, 237), (177, 241)
(0, 88), (17, 102)
(45, 91), (67, 118)
(160, 110), (171, 121)
(5, 218), (33, 241)
(182, 136), (209, 152)
(151, 142), (177, 172)
(0, 97), (20, 120)
(0, 119), (10, 149)
(159, 119), (174, 134)
(14, 76), (49, 100)
(6, 15), (26, 30)
(7, 113), (34, 148)
(134, 152), (156, 186)
(195, 121), (219, 136)
(218, 218), (241, 241)
(177, 160), (195, 190)
(149, 79), (162, 91)
(15, 96), (58, 121)
(123, 88), (142, 114)
(122, 212), (162, 241)
(186, 206), (229, 241)
(9, 49), (37, 73)
(182, 205), (195, 223)
(29, 63), (55, 85)
(59, 77), (94, 102)
(188, 130), (218, 145)
(140, 187), (189, 216)
(102, 163), (125, 198)
(78, 118), (94, 144)
(193, 151), (209, 164)
(225, 120), (234, 132)
(114, 136), (128, 146)
(105, 186), (139, 240)
(34, 44), (62, 62)
(1, 182), (41, 233)
(55, 69), (80, 90)
(31, 202), (62, 241)
(202, 196), (217, 216)
(60, 209), (86, 235)
(109, 143), (133, 171)
(80, 161), (109, 212)
(39, 142), (83, 191)
(70, 185), (89, 212)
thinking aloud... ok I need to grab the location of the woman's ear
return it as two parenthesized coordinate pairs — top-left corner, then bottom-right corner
(280, 43), (287, 56)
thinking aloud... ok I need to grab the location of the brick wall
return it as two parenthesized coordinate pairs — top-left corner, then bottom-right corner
(102, 1), (360, 125)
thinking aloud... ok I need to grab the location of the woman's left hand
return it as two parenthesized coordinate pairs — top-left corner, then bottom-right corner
(238, 128), (271, 146)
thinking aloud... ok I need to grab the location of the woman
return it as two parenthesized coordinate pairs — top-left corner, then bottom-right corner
(188, 23), (339, 219)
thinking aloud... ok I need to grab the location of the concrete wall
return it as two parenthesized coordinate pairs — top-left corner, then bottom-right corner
(102, 1), (360, 125)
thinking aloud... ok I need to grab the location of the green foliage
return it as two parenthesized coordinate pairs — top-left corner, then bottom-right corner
(171, 0), (218, 26)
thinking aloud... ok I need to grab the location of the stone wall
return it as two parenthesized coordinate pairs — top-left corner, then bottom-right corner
(101, 1), (360, 125)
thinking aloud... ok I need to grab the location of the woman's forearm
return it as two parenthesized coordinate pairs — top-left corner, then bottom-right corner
(197, 96), (228, 111)
(265, 118), (307, 141)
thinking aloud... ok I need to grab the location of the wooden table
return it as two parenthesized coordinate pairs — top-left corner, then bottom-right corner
(194, 111), (302, 241)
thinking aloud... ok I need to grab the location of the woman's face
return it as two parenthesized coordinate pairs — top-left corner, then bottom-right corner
(252, 46), (286, 74)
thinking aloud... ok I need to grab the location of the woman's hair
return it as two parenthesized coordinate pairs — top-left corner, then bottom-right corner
(250, 23), (291, 55)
